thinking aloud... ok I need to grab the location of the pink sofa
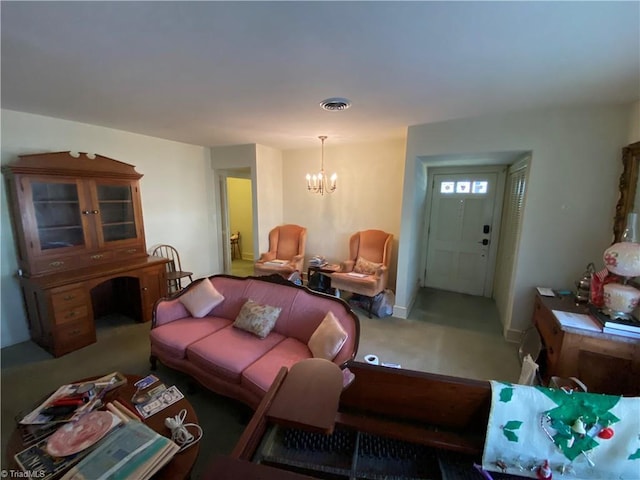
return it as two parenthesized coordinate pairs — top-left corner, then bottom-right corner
(149, 274), (360, 409)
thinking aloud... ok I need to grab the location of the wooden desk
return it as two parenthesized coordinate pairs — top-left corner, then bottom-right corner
(532, 293), (640, 395)
(5, 374), (199, 480)
(20, 256), (168, 357)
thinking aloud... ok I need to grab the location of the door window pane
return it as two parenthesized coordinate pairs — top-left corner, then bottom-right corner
(456, 181), (470, 193)
(472, 181), (488, 194)
(441, 182), (455, 194)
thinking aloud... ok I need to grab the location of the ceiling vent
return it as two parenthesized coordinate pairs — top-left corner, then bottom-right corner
(320, 97), (352, 111)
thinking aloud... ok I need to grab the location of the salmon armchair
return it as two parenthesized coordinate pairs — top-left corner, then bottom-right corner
(254, 224), (307, 278)
(330, 229), (393, 317)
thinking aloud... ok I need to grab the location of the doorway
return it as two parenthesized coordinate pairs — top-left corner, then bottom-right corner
(423, 166), (506, 297)
(220, 172), (254, 276)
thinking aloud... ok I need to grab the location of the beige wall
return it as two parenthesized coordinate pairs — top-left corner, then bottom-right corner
(227, 177), (254, 259)
(1, 109), (217, 348)
(282, 138), (406, 289)
(401, 104), (632, 339)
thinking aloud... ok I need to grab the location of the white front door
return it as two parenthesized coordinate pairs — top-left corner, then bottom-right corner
(425, 171), (499, 296)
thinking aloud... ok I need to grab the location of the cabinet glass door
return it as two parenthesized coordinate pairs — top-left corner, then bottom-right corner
(31, 180), (85, 250)
(96, 184), (137, 242)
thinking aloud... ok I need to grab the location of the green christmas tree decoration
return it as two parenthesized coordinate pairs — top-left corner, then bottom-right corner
(536, 387), (621, 461)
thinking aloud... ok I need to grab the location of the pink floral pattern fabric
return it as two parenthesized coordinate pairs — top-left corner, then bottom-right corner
(233, 299), (282, 339)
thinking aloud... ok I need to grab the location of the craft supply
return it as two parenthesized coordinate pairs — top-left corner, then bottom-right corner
(106, 402), (129, 424)
(112, 400), (141, 422)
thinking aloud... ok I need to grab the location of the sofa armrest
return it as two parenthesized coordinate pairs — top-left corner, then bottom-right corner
(374, 265), (388, 279)
(153, 298), (189, 328)
(257, 251), (276, 263)
(340, 260), (355, 273)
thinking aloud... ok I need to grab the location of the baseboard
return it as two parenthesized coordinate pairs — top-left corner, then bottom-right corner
(392, 290), (416, 319)
(392, 305), (409, 319)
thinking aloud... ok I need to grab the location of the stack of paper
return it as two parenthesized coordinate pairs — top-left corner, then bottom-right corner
(61, 421), (179, 480)
(551, 310), (602, 332)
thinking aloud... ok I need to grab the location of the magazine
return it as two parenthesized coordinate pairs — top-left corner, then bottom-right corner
(20, 372), (126, 425)
(61, 421), (179, 480)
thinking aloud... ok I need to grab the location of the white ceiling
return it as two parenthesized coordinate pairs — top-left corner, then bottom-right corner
(2, 1), (638, 150)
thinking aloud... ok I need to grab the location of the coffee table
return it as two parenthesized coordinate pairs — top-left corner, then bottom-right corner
(5, 373), (199, 480)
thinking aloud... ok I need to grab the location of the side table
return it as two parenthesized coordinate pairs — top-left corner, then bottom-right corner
(532, 294), (640, 395)
(307, 264), (340, 294)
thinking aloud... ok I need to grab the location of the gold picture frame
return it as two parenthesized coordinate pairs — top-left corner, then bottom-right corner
(613, 141), (640, 243)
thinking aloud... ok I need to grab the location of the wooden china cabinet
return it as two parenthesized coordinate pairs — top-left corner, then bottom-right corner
(3, 152), (169, 356)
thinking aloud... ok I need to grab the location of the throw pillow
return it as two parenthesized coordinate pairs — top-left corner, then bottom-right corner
(308, 311), (348, 361)
(353, 256), (382, 275)
(233, 299), (282, 339)
(179, 280), (225, 318)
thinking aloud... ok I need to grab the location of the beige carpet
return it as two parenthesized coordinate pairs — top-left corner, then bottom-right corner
(1, 287), (520, 478)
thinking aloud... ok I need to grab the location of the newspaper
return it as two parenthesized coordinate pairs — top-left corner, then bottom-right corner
(61, 421), (179, 480)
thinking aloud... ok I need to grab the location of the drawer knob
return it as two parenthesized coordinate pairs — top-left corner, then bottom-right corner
(548, 347), (554, 355)
(63, 295), (75, 301)
(70, 329), (80, 336)
(91, 254), (104, 260)
(66, 311), (76, 318)
(49, 261), (64, 267)
(126, 249), (137, 254)
(142, 287), (148, 291)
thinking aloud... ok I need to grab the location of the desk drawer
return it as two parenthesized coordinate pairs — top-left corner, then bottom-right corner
(53, 305), (89, 326)
(51, 287), (87, 310)
(54, 320), (95, 356)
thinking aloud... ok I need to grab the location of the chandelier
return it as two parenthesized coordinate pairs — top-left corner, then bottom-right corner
(306, 135), (337, 195)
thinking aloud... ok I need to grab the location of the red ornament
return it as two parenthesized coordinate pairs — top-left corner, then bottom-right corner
(537, 460), (552, 479)
(598, 427), (614, 439)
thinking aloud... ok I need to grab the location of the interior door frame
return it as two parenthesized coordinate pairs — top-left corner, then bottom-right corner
(217, 169), (253, 274)
(420, 165), (507, 297)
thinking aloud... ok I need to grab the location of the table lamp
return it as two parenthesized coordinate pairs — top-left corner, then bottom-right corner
(602, 241), (640, 319)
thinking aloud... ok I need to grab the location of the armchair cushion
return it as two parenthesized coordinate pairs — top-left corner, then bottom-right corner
(353, 256), (383, 276)
(179, 280), (225, 318)
(233, 299), (282, 339)
(308, 311), (348, 361)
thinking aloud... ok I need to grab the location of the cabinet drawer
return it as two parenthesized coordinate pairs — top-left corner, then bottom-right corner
(53, 305), (89, 325)
(114, 246), (145, 259)
(51, 287), (87, 310)
(534, 302), (563, 373)
(33, 255), (81, 274)
(55, 320), (95, 355)
(81, 250), (115, 265)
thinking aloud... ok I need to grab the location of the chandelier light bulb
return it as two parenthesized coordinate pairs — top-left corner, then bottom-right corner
(306, 135), (337, 195)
